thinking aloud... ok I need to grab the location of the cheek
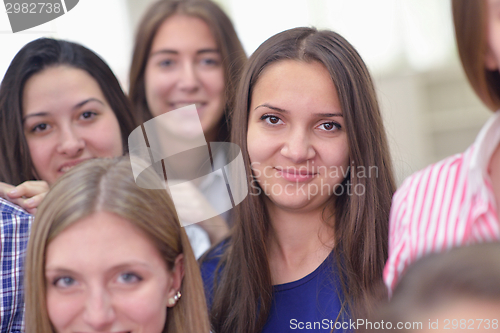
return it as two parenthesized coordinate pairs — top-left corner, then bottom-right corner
(144, 67), (173, 117)
(88, 115), (123, 157)
(117, 284), (169, 331)
(25, 137), (52, 178)
(246, 122), (264, 163)
(204, 70), (225, 99)
(322, 140), (350, 177)
(46, 290), (82, 329)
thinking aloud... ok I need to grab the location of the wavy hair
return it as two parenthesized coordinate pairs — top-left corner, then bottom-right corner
(0, 38), (138, 185)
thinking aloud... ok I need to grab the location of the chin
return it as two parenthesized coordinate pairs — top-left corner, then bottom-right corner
(267, 193), (324, 212)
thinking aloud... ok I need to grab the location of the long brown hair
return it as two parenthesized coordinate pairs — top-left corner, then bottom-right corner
(206, 27), (396, 333)
(452, 0), (500, 110)
(129, 0), (246, 142)
(24, 157), (211, 333)
(0, 38), (138, 185)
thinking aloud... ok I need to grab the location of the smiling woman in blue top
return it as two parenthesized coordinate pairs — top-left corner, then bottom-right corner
(200, 27), (396, 333)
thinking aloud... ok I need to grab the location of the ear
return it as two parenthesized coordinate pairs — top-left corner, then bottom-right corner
(485, 46), (499, 71)
(167, 254), (185, 308)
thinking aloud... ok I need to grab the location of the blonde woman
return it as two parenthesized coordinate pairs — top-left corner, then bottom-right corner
(24, 157), (210, 333)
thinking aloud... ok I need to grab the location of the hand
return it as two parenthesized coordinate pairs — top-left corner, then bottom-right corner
(167, 181), (229, 243)
(0, 180), (49, 215)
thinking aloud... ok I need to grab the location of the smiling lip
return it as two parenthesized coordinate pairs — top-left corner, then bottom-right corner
(58, 158), (91, 173)
(275, 168), (317, 182)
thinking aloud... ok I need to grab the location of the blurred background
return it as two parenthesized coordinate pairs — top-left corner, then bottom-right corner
(0, 0), (492, 185)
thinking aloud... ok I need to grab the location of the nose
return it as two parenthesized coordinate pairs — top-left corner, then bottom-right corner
(177, 61), (200, 92)
(280, 128), (315, 163)
(56, 126), (85, 156)
(82, 286), (115, 330)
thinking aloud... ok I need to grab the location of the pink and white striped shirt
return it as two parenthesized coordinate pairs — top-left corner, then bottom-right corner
(384, 111), (500, 292)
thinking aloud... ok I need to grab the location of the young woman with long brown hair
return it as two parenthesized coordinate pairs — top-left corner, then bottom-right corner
(129, 0), (247, 256)
(201, 27), (396, 333)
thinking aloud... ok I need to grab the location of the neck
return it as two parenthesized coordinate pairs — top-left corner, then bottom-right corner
(266, 200), (335, 284)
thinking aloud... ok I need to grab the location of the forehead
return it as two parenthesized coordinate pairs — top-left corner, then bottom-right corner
(45, 211), (166, 271)
(251, 60), (341, 113)
(22, 66), (104, 114)
(151, 14), (217, 52)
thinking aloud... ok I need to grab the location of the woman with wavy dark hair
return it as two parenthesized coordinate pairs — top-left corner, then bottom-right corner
(0, 38), (138, 212)
(201, 27), (396, 333)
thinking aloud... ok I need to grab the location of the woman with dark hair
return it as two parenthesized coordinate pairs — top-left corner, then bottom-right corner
(129, 0), (247, 255)
(25, 157), (211, 333)
(0, 37), (138, 331)
(201, 27), (396, 333)
(384, 0), (500, 293)
(0, 38), (138, 212)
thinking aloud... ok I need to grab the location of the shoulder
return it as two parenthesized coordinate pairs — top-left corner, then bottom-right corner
(385, 150), (471, 291)
(391, 150), (468, 218)
(0, 197), (33, 235)
(0, 198), (32, 331)
(0, 197), (32, 218)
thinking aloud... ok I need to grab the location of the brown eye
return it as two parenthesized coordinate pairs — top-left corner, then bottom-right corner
(318, 122), (340, 132)
(260, 114), (284, 125)
(268, 116), (280, 124)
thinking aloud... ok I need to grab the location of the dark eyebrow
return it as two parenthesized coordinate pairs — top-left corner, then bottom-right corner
(255, 103), (288, 113)
(23, 112), (49, 122)
(255, 103), (343, 117)
(22, 98), (104, 123)
(74, 98), (104, 110)
(197, 48), (220, 55)
(150, 49), (178, 57)
(150, 48), (220, 58)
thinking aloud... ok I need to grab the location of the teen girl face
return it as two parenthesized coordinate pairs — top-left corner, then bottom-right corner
(22, 66), (123, 186)
(144, 15), (225, 141)
(45, 211), (183, 333)
(247, 60), (349, 212)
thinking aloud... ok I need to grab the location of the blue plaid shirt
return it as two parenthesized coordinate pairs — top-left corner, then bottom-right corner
(0, 198), (32, 333)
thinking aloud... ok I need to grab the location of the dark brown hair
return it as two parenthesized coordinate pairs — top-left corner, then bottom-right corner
(129, 0), (247, 142)
(363, 242), (500, 332)
(452, 0), (500, 110)
(205, 27), (396, 333)
(25, 157), (211, 333)
(0, 38), (138, 185)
